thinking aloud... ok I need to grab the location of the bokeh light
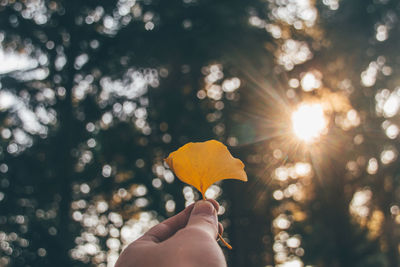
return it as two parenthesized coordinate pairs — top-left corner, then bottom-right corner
(1, 0), (400, 267)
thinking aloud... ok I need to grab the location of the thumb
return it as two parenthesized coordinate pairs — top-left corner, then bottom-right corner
(186, 200), (218, 239)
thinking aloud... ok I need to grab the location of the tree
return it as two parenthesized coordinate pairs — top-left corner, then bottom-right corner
(1, 0), (400, 267)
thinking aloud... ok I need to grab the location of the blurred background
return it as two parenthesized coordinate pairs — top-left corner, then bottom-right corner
(0, 0), (399, 266)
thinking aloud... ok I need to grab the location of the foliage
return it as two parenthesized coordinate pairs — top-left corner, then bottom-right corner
(165, 140), (247, 197)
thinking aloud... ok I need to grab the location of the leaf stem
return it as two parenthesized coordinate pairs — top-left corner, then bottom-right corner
(218, 233), (233, 250)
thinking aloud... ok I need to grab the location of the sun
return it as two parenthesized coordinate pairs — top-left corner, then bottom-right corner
(291, 103), (326, 142)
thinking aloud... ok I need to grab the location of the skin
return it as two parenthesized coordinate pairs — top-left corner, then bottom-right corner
(115, 200), (227, 267)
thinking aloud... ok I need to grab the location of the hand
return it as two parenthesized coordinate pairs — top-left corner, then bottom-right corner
(115, 200), (227, 267)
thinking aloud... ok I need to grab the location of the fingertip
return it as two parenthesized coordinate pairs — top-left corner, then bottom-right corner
(218, 222), (224, 236)
(205, 198), (220, 213)
(191, 200), (216, 216)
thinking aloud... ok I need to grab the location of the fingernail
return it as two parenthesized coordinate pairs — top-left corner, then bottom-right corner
(191, 200), (215, 216)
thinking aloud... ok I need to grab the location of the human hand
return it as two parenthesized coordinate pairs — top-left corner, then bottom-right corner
(115, 199), (227, 267)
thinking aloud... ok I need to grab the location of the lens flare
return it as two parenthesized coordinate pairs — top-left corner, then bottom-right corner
(292, 103), (326, 142)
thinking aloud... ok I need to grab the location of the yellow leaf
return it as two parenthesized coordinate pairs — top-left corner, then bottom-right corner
(165, 140), (247, 197)
(165, 140), (247, 250)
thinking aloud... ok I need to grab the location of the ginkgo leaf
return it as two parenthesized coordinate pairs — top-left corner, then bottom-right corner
(165, 140), (247, 197)
(165, 140), (247, 250)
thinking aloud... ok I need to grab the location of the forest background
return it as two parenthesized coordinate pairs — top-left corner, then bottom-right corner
(0, 0), (399, 266)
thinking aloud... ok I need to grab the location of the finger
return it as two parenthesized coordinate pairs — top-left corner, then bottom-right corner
(186, 200), (218, 239)
(206, 198), (220, 213)
(207, 199), (223, 235)
(218, 222), (224, 236)
(140, 203), (195, 243)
